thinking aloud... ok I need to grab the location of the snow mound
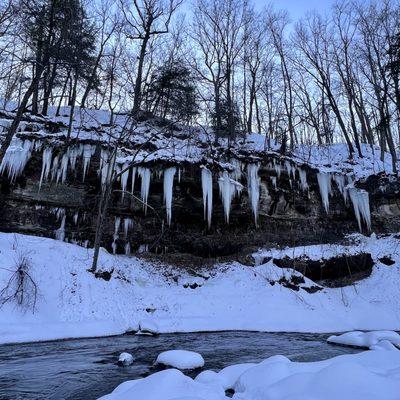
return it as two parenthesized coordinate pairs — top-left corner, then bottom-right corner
(155, 350), (205, 370)
(98, 368), (224, 400)
(118, 352), (134, 366)
(100, 350), (400, 400)
(328, 330), (400, 350)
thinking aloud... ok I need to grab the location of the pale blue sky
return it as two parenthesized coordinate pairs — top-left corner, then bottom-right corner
(254, 0), (336, 19)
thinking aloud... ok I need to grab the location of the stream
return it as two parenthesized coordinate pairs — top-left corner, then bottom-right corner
(0, 331), (359, 400)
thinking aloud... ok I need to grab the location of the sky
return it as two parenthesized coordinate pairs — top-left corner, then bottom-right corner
(254, 0), (336, 20)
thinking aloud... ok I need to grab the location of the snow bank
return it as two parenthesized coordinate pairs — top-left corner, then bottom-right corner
(100, 350), (400, 400)
(328, 331), (400, 350)
(0, 232), (400, 345)
(155, 350), (205, 370)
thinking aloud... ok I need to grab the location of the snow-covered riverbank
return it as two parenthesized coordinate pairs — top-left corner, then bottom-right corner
(0, 232), (399, 344)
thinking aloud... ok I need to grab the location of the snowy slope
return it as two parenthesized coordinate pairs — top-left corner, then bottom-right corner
(0, 232), (400, 344)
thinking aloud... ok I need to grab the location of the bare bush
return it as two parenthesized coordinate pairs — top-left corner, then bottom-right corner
(0, 254), (38, 312)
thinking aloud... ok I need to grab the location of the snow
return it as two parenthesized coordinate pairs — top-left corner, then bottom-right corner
(155, 350), (205, 370)
(138, 319), (159, 335)
(0, 232), (400, 344)
(118, 352), (134, 366)
(100, 351), (400, 400)
(98, 368), (224, 400)
(328, 331), (400, 350)
(163, 167), (176, 226)
(247, 164), (260, 225)
(317, 172), (332, 213)
(201, 167), (213, 228)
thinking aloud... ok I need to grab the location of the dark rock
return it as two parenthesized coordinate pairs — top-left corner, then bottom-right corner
(273, 253), (374, 287)
(379, 256), (396, 266)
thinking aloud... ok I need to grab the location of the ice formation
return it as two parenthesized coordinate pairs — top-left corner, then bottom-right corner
(201, 167), (213, 228)
(333, 174), (348, 203)
(120, 163), (130, 200)
(163, 167), (176, 226)
(231, 159), (243, 180)
(247, 164), (260, 225)
(124, 242), (131, 255)
(349, 188), (371, 231)
(131, 167), (137, 193)
(51, 154), (59, 181)
(124, 218), (133, 237)
(271, 176), (277, 189)
(317, 172), (332, 213)
(55, 215), (66, 241)
(218, 171), (243, 223)
(82, 144), (95, 181)
(112, 217), (121, 254)
(39, 147), (53, 189)
(0, 139), (34, 182)
(138, 167), (151, 214)
(57, 151), (69, 184)
(73, 212), (79, 225)
(298, 169), (308, 191)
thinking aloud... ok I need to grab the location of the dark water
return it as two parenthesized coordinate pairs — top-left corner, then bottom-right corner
(0, 332), (359, 400)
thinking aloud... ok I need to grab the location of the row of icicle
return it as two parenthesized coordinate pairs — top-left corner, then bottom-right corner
(0, 138), (371, 231)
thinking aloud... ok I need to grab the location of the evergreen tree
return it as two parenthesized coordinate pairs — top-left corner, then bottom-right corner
(147, 61), (198, 123)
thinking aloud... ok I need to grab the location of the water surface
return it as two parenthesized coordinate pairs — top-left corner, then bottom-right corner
(0, 332), (359, 400)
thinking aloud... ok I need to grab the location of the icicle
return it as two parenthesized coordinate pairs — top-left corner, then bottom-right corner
(178, 168), (181, 183)
(271, 176), (277, 189)
(218, 171), (243, 223)
(201, 167), (213, 228)
(120, 163), (130, 200)
(247, 164), (260, 225)
(298, 169), (308, 191)
(124, 218), (133, 237)
(39, 147), (53, 189)
(0, 139), (34, 182)
(124, 242), (131, 255)
(57, 151), (69, 184)
(274, 163), (282, 179)
(55, 215), (66, 241)
(112, 216), (121, 254)
(82, 144), (94, 181)
(73, 212), (79, 225)
(131, 167), (137, 193)
(285, 161), (296, 179)
(56, 207), (65, 221)
(231, 159), (243, 180)
(138, 167), (151, 214)
(349, 188), (371, 232)
(163, 167), (176, 226)
(51, 155), (59, 181)
(69, 146), (80, 171)
(333, 174), (348, 203)
(317, 172), (332, 213)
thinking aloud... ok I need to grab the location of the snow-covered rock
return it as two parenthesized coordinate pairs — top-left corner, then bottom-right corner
(155, 350), (205, 370)
(118, 352), (134, 366)
(328, 330), (400, 350)
(137, 319), (159, 335)
(100, 350), (400, 400)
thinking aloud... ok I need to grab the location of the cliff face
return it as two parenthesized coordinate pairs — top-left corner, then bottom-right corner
(0, 110), (399, 259)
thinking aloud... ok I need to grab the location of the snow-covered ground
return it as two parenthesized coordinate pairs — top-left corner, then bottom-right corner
(328, 331), (400, 350)
(0, 231), (400, 344)
(99, 350), (400, 400)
